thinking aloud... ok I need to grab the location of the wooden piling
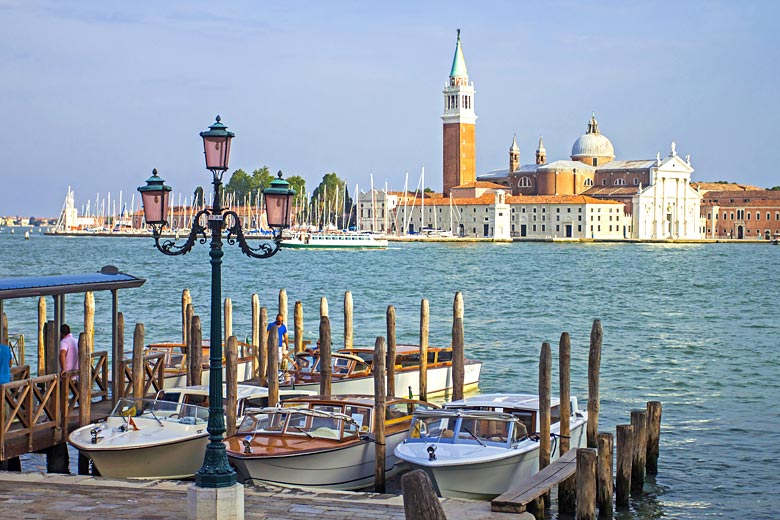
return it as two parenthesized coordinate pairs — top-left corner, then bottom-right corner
(226, 336), (238, 437)
(646, 401), (662, 475)
(576, 448), (597, 520)
(116, 312), (124, 399)
(452, 291), (465, 401)
(132, 323), (144, 400)
(597, 432), (614, 517)
(279, 288), (288, 326)
(587, 319), (602, 448)
(190, 316), (202, 386)
(401, 470), (447, 520)
(267, 324), (279, 405)
(320, 296), (329, 318)
(294, 301), (304, 354)
(419, 299), (429, 401)
(185, 303), (194, 352)
(386, 305), (396, 397)
(559, 331), (575, 514)
(344, 291), (353, 349)
(251, 294), (260, 377)
(319, 316), (332, 396)
(630, 409), (648, 495)
(84, 292), (95, 355)
(259, 307), (268, 386)
(373, 336), (387, 493)
(537, 341), (552, 511)
(615, 424), (633, 507)
(78, 332), (91, 428)
(181, 289), (191, 345)
(1, 311), (6, 345)
(37, 297), (46, 377)
(45, 320), (56, 375)
(224, 297), (232, 346)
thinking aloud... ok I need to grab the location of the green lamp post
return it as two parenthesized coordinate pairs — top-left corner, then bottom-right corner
(137, 116), (294, 489)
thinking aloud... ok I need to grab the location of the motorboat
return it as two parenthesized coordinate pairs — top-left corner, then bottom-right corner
(280, 232), (388, 249)
(69, 384), (314, 479)
(282, 343), (482, 398)
(225, 394), (438, 490)
(145, 340), (255, 389)
(393, 393), (588, 500)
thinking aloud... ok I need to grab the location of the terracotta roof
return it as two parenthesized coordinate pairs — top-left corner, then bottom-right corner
(582, 186), (640, 197)
(452, 181), (508, 189)
(506, 195), (623, 205)
(423, 193), (497, 206)
(692, 182), (764, 193)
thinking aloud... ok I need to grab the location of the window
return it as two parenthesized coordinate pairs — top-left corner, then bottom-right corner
(518, 177), (533, 188)
(614, 178), (626, 186)
(541, 225), (546, 231)
(578, 215), (582, 221)
(532, 225), (537, 231)
(556, 225), (560, 232)
(584, 178), (593, 187)
(556, 208), (560, 213)
(757, 212), (761, 221)
(578, 225), (582, 232)
(602, 179), (607, 186)
(633, 178), (639, 185)
(592, 158), (598, 166)
(567, 208), (571, 213)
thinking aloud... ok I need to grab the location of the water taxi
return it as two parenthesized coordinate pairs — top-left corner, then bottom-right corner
(280, 232), (388, 249)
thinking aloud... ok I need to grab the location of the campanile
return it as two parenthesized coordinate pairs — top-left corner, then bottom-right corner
(442, 30), (477, 197)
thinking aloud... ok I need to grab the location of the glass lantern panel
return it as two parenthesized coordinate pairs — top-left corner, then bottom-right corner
(141, 190), (170, 225)
(203, 136), (232, 170)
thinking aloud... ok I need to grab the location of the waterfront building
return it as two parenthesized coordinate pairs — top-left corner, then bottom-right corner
(694, 183), (780, 239)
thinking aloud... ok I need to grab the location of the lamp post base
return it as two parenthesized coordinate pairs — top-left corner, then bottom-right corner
(188, 482), (245, 520)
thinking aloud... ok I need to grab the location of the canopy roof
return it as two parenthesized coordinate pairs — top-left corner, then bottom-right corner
(0, 265), (145, 300)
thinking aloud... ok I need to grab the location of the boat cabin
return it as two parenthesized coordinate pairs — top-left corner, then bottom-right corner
(156, 385), (315, 417)
(407, 410), (526, 448)
(341, 344), (454, 370)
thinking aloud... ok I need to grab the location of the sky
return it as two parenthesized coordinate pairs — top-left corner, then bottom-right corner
(2, 0), (779, 217)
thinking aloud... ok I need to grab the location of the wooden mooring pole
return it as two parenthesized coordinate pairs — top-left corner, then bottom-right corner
(190, 316), (202, 386)
(646, 401), (662, 474)
(259, 307), (268, 386)
(558, 332), (575, 513)
(37, 297), (46, 377)
(320, 296), (328, 318)
(77, 332), (91, 476)
(587, 319), (602, 448)
(386, 305), (396, 397)
(402, 470), (447, 520)
(615, 424), (633, 507)
(452, 291), (465, 402)
(267, 325), (279, 405)
(279, 288), (288, 326)
(319, 316), (332, 396)
(185, 303), (194, 351)
(115, 312), (124, 399)
(576, 448), (597, 520)
(294, 301), (304, 354)
(251, 294), (260, 377)
(344, 291), (353, 349)
(84, 292), (95, 355)
(181, 289), (191, 346)
(224, 297), (233, 346)
(536, 341), (552, 512)
(373, 336), (387, 493)
(630, 409), (648, 495)
(597, 432), (614, 517)
(132, 324), (144, 400)
(419, 298), (429, 401)
(226, 336), (238, 437)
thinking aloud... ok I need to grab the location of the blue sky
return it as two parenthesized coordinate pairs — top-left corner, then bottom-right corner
(2, 1), (778, 217)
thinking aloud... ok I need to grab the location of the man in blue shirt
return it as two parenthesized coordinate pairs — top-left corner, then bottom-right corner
(0, 343), (12, 385)
(267, 314), (289, 372)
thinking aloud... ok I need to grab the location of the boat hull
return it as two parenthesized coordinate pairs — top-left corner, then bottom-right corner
(230, 430), (407, 490)
(284, 361), (481, 398)
(400, 418), (587, 500)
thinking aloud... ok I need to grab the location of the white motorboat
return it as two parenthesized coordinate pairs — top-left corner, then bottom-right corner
(70, 384), (314, 479)
(284, 344), (482, 399)
(225, 395), (437, 490)
(281, 232), (388, 249)
(394, 393), (588, 500)
(145, 340), (256, 389)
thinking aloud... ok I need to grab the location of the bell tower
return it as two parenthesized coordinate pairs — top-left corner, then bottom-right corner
(536, 136), (547, 165)
(442, 29), (477, 197)
(509, 134), (520, 173)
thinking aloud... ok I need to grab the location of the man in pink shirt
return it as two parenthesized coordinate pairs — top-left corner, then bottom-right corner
(59, 324), (79, 375)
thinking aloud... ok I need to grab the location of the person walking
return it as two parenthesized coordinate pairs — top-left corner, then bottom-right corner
(59, 324), (79, 376)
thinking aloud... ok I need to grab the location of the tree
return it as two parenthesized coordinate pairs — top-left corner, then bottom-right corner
(224, 166), (274, 202)
(251, 167), (274, 191)
(310, 172), (354, 229)
(193, 186), (204, 206)
(769, 186), (780, 191)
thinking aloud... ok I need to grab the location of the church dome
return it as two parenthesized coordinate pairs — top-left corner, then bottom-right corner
(571, 114), (614, 162)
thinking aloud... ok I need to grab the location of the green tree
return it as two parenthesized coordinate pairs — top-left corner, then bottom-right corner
(251, 167), (274, 192)
(193, 186), (204, 206)
(310, 172), (353, 229)
(769, 186), (780, 191)
(224, 169), (253, 200)
(286, 175), (307, 205)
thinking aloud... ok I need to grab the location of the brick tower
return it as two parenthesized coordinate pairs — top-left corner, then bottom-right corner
(442, 30), (477, 197)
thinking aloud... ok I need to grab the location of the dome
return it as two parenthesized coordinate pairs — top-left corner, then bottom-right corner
(570, 114), (614, 161)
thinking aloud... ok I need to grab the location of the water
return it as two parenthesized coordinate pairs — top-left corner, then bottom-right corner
(1, 233), (779, 518)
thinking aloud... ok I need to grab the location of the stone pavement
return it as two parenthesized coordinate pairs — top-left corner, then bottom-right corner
(0, 471), (524, 520)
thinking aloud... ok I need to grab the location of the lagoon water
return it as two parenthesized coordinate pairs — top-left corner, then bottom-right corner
(1, 232), (778, 519)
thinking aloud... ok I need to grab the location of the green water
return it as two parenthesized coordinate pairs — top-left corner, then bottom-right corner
(1, 233), (778, 519)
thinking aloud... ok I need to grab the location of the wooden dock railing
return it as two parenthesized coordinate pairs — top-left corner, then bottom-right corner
(119, 351), (166, 398)
(0, 374), (60, 460)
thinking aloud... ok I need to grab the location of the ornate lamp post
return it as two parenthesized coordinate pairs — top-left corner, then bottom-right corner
(138, 116), (294, 489)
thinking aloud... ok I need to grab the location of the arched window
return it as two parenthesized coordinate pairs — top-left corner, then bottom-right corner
(584, 178), (593, 187)
(602, 178), (607, 186)
(633, 178), (639, 185)
(517, 177), (533, 188)
(614, 178), (626, 186)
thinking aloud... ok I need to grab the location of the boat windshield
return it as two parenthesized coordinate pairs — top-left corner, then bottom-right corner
(237, 405), (361, 441)
(111, 398), (209, 425)
(408, 411), (520, 446)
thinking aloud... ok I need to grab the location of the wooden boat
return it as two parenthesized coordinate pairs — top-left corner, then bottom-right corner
(393, 393), (588, 500)
(69, 384), (312, 479)
(146, 340), (255, 389)
(225, 394), (438, 490)
(282, 344), (482, 398)
(281, 232), (388, 249)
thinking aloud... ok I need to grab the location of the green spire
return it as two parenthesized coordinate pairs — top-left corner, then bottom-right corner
(450, 29), (468, 77)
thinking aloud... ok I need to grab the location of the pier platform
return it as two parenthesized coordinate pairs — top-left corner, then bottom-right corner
(0, 471), (522, 520)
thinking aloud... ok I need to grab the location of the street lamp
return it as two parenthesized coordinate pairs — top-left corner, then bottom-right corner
(138, 115), (294, 489)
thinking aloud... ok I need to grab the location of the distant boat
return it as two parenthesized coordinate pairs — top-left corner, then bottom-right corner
(24, 231), (30, 240)
(281, 232), (388, 249)
(10, 228), (14, 234)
